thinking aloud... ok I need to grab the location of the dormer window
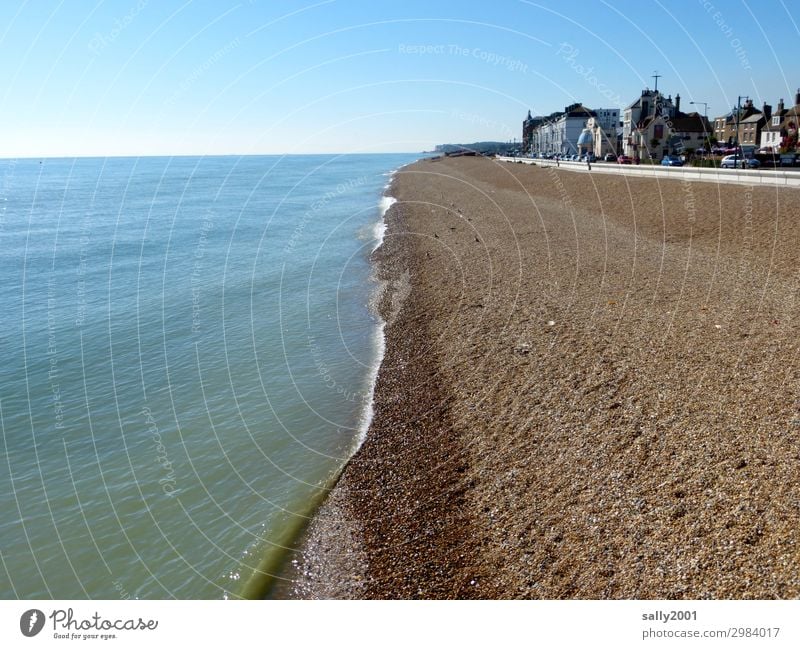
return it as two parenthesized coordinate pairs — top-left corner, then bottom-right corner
(772, 115), (780, 125)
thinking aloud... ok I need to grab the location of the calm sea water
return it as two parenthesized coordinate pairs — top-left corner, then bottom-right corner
(0, 153), (418, 599)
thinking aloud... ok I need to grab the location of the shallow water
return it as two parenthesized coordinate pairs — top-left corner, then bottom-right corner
(0, 153), (417, 598)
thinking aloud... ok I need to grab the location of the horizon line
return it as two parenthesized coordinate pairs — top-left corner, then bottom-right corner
(0, 151), (429, 161)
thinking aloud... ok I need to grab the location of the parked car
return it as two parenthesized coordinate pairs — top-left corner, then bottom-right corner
(617, 155), (633, 164)
(661, 155), (683, 167)
(580, 153), (597, 163)
(779, 154), (797, 167)
(604, 153), (617, 162)
(720, 155), (760, 169)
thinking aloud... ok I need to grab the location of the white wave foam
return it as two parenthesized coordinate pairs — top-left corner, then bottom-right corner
(357, 319), (386, 444)
(357, 175), (400, 444)
(372, 195), (396, 253)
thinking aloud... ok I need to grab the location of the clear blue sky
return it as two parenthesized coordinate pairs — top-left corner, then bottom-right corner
(1, 0), (798, 156)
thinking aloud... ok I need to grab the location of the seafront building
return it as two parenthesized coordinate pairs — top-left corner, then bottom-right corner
(622, 89), (677, 158)
(532, 103), (597, 156)
(629, 112), (710, 160)
(520, 89), (703, 160)
(759, 92), (800, 152)
(739, 110), (769, 147)
(588, 108), (622, 157)
(523, 85), (799, 160)
(710, 90), (800, 154)
(524, 103), (619, 156)
(712, 98), (762, 147)
(595, 108), (620, 134)
(522, 110), (546, 153)
(584, 115), (619, 157)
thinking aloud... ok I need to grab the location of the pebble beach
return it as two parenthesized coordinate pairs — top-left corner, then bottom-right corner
(289, 156), (800, 599)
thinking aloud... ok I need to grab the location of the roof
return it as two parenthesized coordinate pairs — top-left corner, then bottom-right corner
(637, 113), (710, 134)
(713, 110), (736, 123)
(670, 115), (711, 133)
(625, 97), (643, 110)
(762, 105), (800, 132)
(624, 89), (669, 111)
(638, 115), (658, 129)
(740, 113), (765, 124)
(713, 107), (760, 124)
(565, 107), (596, 118)
(763, 109), (789, 131)
(665, 112), (710, 132)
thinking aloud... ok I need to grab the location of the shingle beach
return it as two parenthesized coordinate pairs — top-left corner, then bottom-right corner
(289, 156), (800, 599)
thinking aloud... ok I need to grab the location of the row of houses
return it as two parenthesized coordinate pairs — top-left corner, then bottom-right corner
(522, 86), (800, 161)
(522, 103), (620, 157)
(713, 91), (800, 153)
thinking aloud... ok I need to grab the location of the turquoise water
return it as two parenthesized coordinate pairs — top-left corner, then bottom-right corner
(0, 153), (417, 599)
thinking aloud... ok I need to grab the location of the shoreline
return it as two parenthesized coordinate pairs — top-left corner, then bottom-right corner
(239, 161), (412, 600)
(261, 166), (409, 599)
(287, 156), (800, 599)
(359, 192), (398, 444)
(285, 160), (477, 598)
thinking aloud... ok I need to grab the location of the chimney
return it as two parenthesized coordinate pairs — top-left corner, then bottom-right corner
(795, 88), (800, 106)
(762, 103), (772, 120)
(675, 93), (680, 112)
(778, 98), (785, 113)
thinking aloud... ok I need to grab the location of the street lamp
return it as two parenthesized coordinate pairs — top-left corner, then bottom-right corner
(690, 101), (710, 156)
(690, 101), (709, 118)
(734, 95), (749, 168)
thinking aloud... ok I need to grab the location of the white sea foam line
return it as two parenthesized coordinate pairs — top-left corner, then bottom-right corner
(357, 177), (399, 444)
(373, 195), (396, 251)
(357, 319), (386, 444)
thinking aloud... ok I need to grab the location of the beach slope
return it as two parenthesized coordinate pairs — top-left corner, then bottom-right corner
(290, 156), (800, 599)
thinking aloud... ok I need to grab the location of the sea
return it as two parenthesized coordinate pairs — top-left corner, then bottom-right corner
(0, 153), (419, 599)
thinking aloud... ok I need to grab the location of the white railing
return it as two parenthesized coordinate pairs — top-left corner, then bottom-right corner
(495, 156), (800, 188)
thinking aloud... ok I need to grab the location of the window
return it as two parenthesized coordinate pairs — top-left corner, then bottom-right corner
(772, 116), (780, 125)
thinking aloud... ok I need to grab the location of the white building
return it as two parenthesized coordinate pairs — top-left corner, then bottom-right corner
(529, 103), (592, 155)
(622, 89), (678, 157)
(760, 94), (800, 152)
(594, 108), (620, 134)
(585, 116), (618, 156)
(529, 104), (619, 156)
(630, 113), (711, 160)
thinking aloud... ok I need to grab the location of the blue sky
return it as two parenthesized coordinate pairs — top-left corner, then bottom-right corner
(0, 0), (798, 156)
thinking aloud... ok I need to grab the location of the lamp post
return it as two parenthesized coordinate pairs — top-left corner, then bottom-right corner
(690, 101), (709, 117)
(690, 101), (710, 157)
(734, 95), (749, 168)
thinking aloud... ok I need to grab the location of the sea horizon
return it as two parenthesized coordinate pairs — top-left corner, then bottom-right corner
(0, 151), (427, 162)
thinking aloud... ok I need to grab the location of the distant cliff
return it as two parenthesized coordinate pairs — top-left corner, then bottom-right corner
(435, 141), (517, 155)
